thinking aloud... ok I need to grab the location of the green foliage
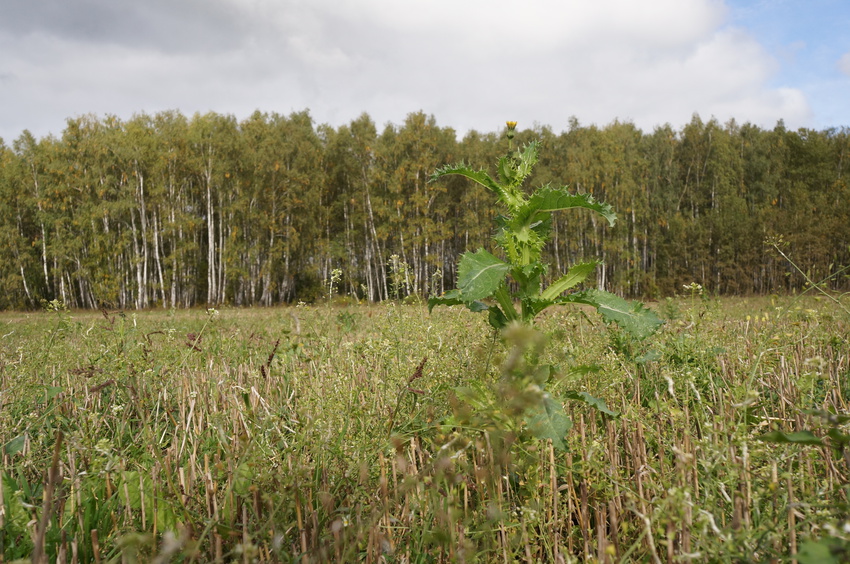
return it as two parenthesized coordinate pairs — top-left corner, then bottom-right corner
(429, 128), (661, 451)
(429, 138), (662, 337)
(1, 113), (849, 309)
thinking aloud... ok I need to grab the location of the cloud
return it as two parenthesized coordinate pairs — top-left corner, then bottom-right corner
(0, 0), (815, 142)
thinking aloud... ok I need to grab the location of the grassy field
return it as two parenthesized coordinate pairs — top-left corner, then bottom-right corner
(1, 294), (849, 563)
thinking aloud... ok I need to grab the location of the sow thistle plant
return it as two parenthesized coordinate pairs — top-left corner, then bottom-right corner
(429, 122), (663, 448)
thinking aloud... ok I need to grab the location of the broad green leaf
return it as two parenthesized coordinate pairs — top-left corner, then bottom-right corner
(526, 187), (617, 227)
(758, 430), (823, 445)
(562, 289), (663, 340)
(525, 394), (572, 451)
(458, 249), (510, 302)
(45, 385), (64, 402)
(233, 461), (253, 495)
(798, 538), (845, 564)
(635, 349), (662, 365)
(540, 261), (598, 301)
(120, 470), (153, 511)
(2, 434), (26, 456)
(563, 390), (619, 417)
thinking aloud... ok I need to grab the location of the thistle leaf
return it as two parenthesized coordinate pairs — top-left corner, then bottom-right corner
(540, 261), (599, 301)
(526, 187), (617, 227)
(758, 430), (823, 445)
(563, 390), (619, 417)
(427, 289), (463, 312)
(562, 289), (663, 340)
(525, 394), (572, 451)
(516, 141), (540, 180)
(431, 163), (508, 201)
(488, 306), (509, 329)
(457, 249), (510, 302)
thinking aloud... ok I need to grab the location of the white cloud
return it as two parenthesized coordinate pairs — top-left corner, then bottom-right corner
(0, 0), (817, 142)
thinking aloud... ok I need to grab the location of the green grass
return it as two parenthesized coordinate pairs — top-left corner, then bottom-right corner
(1, 296), (849, 562)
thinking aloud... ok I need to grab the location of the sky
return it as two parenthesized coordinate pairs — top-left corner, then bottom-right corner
(1, 0), (849, 144)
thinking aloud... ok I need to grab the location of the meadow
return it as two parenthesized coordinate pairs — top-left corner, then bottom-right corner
(1, 294), (848, 563)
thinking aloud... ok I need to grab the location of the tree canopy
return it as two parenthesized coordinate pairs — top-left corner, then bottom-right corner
(0, 111), (847, 309)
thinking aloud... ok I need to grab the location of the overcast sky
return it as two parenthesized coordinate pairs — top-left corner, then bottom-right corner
(1, 0), (849, 144)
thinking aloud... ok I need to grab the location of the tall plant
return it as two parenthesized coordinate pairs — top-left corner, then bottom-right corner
(429, 122), (661, 338)
(429, 122), (663, 449)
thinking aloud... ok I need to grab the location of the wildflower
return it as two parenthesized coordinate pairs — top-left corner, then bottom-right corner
(506, 121), (517, 141)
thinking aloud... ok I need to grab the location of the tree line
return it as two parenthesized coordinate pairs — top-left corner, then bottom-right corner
(0, 110), (848, 310)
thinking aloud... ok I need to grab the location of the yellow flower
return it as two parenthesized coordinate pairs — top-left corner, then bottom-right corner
(506, 121), (517, 130)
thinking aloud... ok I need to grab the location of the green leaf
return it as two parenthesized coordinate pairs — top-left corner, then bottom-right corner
(1, 472), (29, 530)
(827, 428), (850, 445)
(457, 249), (510, 302)
(2, 434), (26, 456)
(798, 538), (846, 564)
(431, 164), (508, 202)
(525, 394), (572, 451)
(562, 289), (663, 340)
(540, 261), (598, 301)
(563, 390), (619, 417)
(515, 141), (540, 181)
(526, 187), (617, 227)
(427, 290), (463, 313)
(635, 349), (662, 365)
(488, 306), (509, 329)
(758, 430), (823, 445)
(497, 141), (539, 190)
(45, 385), (64, 402)
(233, 462), (253, 495)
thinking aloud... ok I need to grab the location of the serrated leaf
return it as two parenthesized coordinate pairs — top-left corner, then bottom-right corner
(526, 187), (617, 227)
(758, 430), (823, 445)
(516, 141), (540, 180)
(563, 390), (619, 417)
(431, 164), (508, 201)
(524, 297), (554, 319)
(525, 394), (572, 451)
(427, 290), (463, 313)
(540, 261), (599, 301)
(563, 289), (663, 340)
(457, 249), (510, 302)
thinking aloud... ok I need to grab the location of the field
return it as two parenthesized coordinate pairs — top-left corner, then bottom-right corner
(1, 295), (849, 563)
